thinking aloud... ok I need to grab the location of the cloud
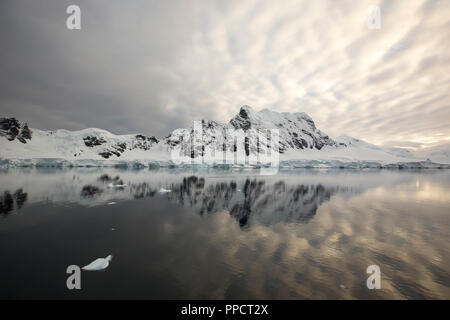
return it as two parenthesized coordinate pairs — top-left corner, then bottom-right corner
(0, 0), (449, 147)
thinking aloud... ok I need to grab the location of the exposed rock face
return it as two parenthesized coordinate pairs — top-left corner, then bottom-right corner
(81, 133), (160, 158)
(96, 135), (159, 158)
(0, 118), (20, 141)
(230, 106), (253, 130)
(98, 142), (127, 158)
(19, 124), (32, 142)
(83, 136), (106, 147)
(0, 118), (32, 143)
(132, 134), (158, 151)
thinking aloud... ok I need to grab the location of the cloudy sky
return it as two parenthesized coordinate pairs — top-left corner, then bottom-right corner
(0, 0), (449, 148)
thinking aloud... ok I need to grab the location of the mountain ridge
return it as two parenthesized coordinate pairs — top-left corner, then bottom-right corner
(1, 106), (449, 168)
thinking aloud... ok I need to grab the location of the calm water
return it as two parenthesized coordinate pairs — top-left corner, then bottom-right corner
(0, 168), (449, 299)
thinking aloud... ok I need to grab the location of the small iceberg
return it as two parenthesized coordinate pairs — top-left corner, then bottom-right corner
(82, 255), (113, 271)
(158, 188), (172, 193)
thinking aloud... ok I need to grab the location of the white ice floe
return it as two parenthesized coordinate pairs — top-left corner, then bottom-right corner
(82, 255), (113, 271)
(107, 183), (128, 188)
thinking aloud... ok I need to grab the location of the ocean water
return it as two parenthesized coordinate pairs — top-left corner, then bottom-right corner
(0, 168), (449, 299)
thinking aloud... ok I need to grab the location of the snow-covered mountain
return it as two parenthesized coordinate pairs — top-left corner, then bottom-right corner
(413, 142), (450, 165)
(1, 106), (449, 168)
(229, 105), (336, 151)
(0, 117), (167, 165)
(165, 105), (337, 163)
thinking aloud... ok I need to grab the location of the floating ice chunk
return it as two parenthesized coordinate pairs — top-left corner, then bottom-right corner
(107, 183), (128, 188)
(158, 188), (172, 193)
(82, 255), (113, 271)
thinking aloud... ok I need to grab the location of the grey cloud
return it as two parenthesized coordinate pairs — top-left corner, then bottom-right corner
(0, 0), (449, 147)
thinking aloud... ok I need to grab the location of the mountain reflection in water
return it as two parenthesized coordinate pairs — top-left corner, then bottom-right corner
(166, 176), (337, 227)
(0, 188), (28, 215)
(0, 168), (449, 299)
(1, 171), (343, 227)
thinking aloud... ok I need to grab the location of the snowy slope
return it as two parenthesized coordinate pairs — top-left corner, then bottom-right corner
(413, 142), (450, 164)
(0, 118), (169, 166)
(1, 107), (449, 168)
(279, 134), (448, 168)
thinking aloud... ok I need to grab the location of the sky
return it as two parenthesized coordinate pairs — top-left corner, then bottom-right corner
(0, 0), (449, 149)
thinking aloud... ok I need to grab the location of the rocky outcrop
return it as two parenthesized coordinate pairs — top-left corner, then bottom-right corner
(96, 135), (159, 158)
(133, 134), (158, 150)
(83, 136), (106, 147)
(98, 142), (127, 158)
(0, 118), (32, 143)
